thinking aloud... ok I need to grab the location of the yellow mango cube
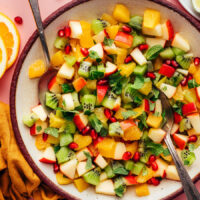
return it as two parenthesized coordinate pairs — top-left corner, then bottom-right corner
(102, 13), (117, 25)
(35, 134), (50, 150)
(113, 4), (130, 23)
(106, 25), (120, 39)
(86, 80), (97, 90)
(173, 85), (184, 101)
(126, 142), (138, 157)
(116, 48), (128, 65)
(51, 51), (65, 67)
(49, 113), (66, 128)
(147, 113), (163, 128)
(135, 184), (150, 197)
(160, 144), (172, 162)
(123, 125), (142, 141)
(143, 9), (160, 29)
(74, 178), (89, 192)
(138, 80), (152, 96)
(137, 167), (154, 183)
(183, 88), (197, 103)
(47, 135), (60, 145)
(74, 134), (92, 150)
(118, 62), (136, 77)
(115, 107), (127, 120)
(56, 172), (73, 185)
(194, 68), (200, 84)
(189, 63), (198, 75)
(28, 59), (46, 79)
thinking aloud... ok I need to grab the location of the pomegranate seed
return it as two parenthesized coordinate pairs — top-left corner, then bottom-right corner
(98, 79), (108, 85)
(82, 126), (91, 135)
(124, 55), (133, 64)
(90, 129), (98, 140)
(188, 135), (197, 143)
(149, 155), (156, 163)
(162, 170), (166, 178)
(42, 133), (48, 141)
(187, 74), (193, 81)
(194, 57), (200, 66)
(53, 163), (60, 173)
(146, 72), (156, 80)
(122, 151), (132, 160)
(122, 25), (132, 33)
(147, 179), (152, 184)
(65, 26), (71, 37)
(104, 29), (109, 38)
(133, 152), (140, 162)
(58, 29), (65, 37)
(69, 142), (78, 149)
(151, 161), (158, 171)
(14, 16), (23, 24)
(165, 60), (171, 65)
(139, 44), (149, 51)
(80, 47), (89, 57)
(109, 117), (117, 123)
(171, 60), (179, 68)
(104, 108), (112, 119)
(151, 177), (160, 186)
(181, 76), (188, 86)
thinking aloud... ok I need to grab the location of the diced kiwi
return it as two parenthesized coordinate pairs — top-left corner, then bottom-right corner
(105, 165), (115, 178)
(97, 63), (106, 74)
(140, 151), (151, 163)
(80, 86), (92, 96)
(82, 94), (96, 113)
(147, 61), (154, 72)
(54, 36), (68, 50)
(109, 122), (123, 137)
(45, 92), (58, 109)
(172, 47), (185, 56)
(60, 133), (73, 146)
(181, 150), (196, 166)
(64, 55), (76, 66)
(71, 92), (80, 108)
(91, 19), (108, 34)
(133, 64), (147, 76)
(83, 167), (101, 185)
(167, 72), (184, 87)
(102, 91), (118, 110)
(179, 118), (191, 132)
(176, 54), (192, 69)
(22, 112), (38, 127)
(56, 147), (75, 164)
(131, 162), (144, 175)
(122, 84), (134, 104)
(114, 176), (126, 197)
(128, 15), (143, 31)
(112, 161), (129, 175)
(78, 61), (92, 78)
(160, 47), (175, 60)
(124, 160), (134, 171)
(133, 35), (145, 48)
(65, 120), (76, 134)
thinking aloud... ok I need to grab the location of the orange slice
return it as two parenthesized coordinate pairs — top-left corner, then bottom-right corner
(0, 12), (20, 68)
(0, 36), (8, 78)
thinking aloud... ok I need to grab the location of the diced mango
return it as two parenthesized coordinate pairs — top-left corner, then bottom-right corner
(194, 68), (200, 84)
(56, 172), (73, 185)
(154, 57), (162, 70)
(115, 107), (127, 120)
(183, 88), (197, 103)
(131, 104), (144, 119)
(51, 51), (65, 67)
(137, 167), (154, 183)
(86, 80), (97, 90)
(143, 9), (160, 29)
(116, 48), (128, 65)
(113, 4), (130, 23)
(56, 76), (66, 84)
(118, 62), (136, 77)
(106, 25), (120, 39)
(173, 85), (184, 101)
(138, 80), (152, 96)
(28, 59), (46, 79)
(74, 178), (89, 192)
(135, 184), (150, 197)
(189, 63), (198, 75)
(97, 138), (116, 158)
(146, 113), (163, 128)
(94, 107), (108, 125)
(49, 113), (66, 128)
(47, 135), (60, 145)
(126, 142), (138, 157)
(102, 13), (117, 25)
(35, 134), (50, 150)
(123, 125), (142, 141)
(74, 134), (92, 150)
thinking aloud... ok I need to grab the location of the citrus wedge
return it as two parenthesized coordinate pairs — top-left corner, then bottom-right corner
(0, 36), (8, 78)
(192, 0), (200, 13)
(0, 12), (20, 68)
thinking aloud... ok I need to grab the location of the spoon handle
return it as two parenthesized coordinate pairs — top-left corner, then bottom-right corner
(165, 134), (200, 200)
(28, 0), (50, 65)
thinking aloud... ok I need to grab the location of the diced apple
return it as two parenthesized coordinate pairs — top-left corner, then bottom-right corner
(76, 147), (93, 162)
(187, 113), (200, 133)
(160, 83), (176, 99)
(73, 113), (88, 131)
(195, 86), (200, 101)
(146, 37), (166, 48)
(105, 61), (117, 76)
(130, 47), (147, 65)
(148, 128), (166, 143)
(103, 43), (118, 54)
(114, 31), (133, 48)
(154, 99), (162, 116)
(76, 161), (95, 176)
(174, 112), (183, 124)
(173, 133), (188, 150)
(95, 180), (115, 196)
(57, 63), (75, 79)
(142, 24), (163, 37)
(143, 99), (150, 112)
(62, 93), (75, 111)
(123, 175), (137, 186)
(176, 69), (189, 76)
(161, 20), (174, 40)
(93, 31), (106, 43)
(170, 123), (179, 135)
(182, 102), (197, 116)
(32, 105), (47, 121)
(113, 142), (126, 160)
(100, 172), (108, 182)
(69, 20), (82, 39)
(166, 165), (180, 181)
(94, 154), (108, 169)
(48, 76), (61, 94)
(171, 33), (190, 52)
(60, 158), (78, 179)
(30, 120), (48, 135)
(39, 146), (56, 164)
(159, 64), (176, 78)
(154, 158), (168, 178)
(89, 43), (104, 59)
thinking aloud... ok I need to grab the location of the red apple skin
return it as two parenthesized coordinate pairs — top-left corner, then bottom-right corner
(115, 31), (133, 48)
(39, 158), (56, 164)
(166, 20), (174, 40)
(124, 175), (137, 185)
(48, 76), (57, 91)
(195, 86), (200, 101)
(143, 99), (150, 112)
(30, 124), (36, 136)
(105, 63), (117, 77)
(174, 112), (182, 124)
(182, 102), (197, 116)
(173, 134), (188, 150)
(73, 114), (87, 131)
(97, 85), (109, 103)
(159, 64), (175, 78)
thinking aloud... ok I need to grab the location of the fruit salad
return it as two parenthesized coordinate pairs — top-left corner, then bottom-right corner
(23, 4), (200, 197)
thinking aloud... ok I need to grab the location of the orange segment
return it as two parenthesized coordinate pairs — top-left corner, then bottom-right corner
(28, 59), (46, 79)
(0, 36), (7, 78)
(0, 12), (20, 68)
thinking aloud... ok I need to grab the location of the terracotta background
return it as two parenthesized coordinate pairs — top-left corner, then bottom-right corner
(0, 0), (199, 199)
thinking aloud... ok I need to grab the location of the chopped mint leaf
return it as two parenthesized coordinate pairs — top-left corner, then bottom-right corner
(138, 112), (148, 128)
(113, 167), (129, 175)
(163, 148), (170, 156)
(36, 126), (42, 132)
(146, 45), (164, 60)
(188, 79), (199, 89)
(89, 66), (104, 80)
(115, 186), (125, 197)
(122, 110), (137, 119)
(103, 37), (114, 46)
(54, 145), (60, 153)
(62, 83), (74, 93)
(172, 101), (183, 116)
(84, 151), (93, 170)
(145, 141), (164, 156)
(89, 114), (103, 133)
(133, 76), (144, 89)
(89, 50), (102, 62)
(152, 88), (160, 100)
(44, 127), (59, 138)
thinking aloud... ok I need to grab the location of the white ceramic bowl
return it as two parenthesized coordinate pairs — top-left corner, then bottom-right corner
(10, 0), (200, 199)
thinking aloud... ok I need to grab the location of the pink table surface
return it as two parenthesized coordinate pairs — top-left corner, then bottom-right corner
(0, 0), (199, 199)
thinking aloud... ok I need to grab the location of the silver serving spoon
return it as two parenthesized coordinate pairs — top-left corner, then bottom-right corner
(29, 0), (57, 114)
(159, 89), (200, 200)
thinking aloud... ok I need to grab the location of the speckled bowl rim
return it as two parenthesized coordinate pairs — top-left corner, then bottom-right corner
(10, 0), (200, 199)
